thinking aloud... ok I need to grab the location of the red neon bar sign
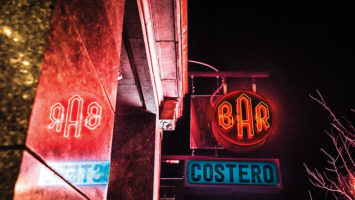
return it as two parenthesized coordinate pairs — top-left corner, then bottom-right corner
(212, 91), (272, 148)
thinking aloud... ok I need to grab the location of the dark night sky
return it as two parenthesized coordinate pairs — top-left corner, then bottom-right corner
(162, 2), (355, 200)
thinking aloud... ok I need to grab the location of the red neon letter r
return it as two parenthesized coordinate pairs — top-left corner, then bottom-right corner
(255, 102), (270, 133)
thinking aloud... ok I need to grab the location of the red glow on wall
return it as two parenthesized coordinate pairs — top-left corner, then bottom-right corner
(48, 94), (103, 138)
(212, 90), (273, 149)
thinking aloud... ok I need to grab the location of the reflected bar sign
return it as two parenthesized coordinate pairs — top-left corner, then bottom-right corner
(39, 161), (110, 186)
(187, 159), (280, 186)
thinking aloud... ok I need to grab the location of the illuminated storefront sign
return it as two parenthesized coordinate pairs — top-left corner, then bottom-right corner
(211, 91), (273, 149)
(39, 161), (110, 186)
(186, 159), (281, 187)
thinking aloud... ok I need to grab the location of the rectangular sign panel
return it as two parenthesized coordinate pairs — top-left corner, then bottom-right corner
(190, 95), (222, 149)
(186, 159), (281, 187)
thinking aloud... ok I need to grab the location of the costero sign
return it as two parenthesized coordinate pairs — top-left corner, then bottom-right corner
(187, 159), (280, 186)
(211, 90), (272, 150)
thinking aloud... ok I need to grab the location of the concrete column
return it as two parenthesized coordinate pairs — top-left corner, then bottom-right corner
(108, 112), (161, 200)
(14, 0), (125, 199)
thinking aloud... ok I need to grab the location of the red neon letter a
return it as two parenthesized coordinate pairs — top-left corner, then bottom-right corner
(64, 95), (83, 137)
(236, 94), (254, 139)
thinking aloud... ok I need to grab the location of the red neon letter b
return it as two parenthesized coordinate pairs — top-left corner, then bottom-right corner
(218, 101), (234, 130)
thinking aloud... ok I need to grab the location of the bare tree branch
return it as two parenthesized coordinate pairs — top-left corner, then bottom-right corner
(305, 90), (355, 200)
(342, 116), (355, 134)
(308, 190), (313, 200)
(308, 90), (347, 131)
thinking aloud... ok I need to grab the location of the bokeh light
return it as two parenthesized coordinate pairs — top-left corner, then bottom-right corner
(0, 0), (55, 198)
